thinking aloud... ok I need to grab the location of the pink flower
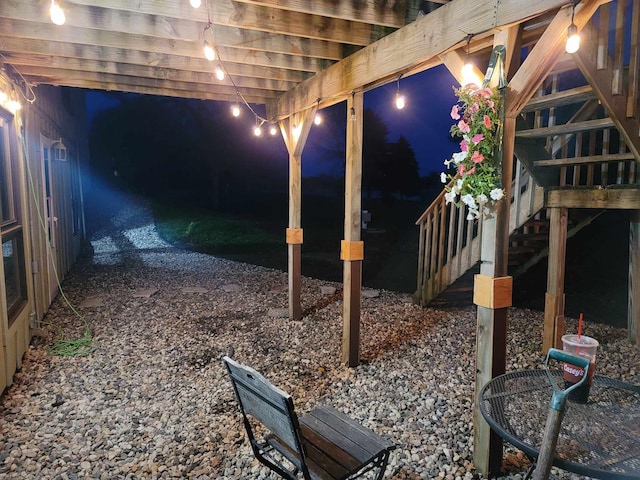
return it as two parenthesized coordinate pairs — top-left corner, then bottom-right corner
(471, 151), (484, 163)
(468, 102), (480, 115)
(458, 119), (470, 133)
(458, 164), (476, 176)
(487, 100), (494, 110)
(479, 88), (492, 99)
(450, 104), (460, 120)
(483, 115), (492, 128)
(471, 133), (484, 144)
(460, 139), (468, 152)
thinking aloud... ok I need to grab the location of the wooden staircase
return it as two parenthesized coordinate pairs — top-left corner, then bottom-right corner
(415, 0), (640, 307)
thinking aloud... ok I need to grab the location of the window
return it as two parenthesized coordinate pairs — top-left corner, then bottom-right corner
(0, 113), (27, 325)
(2, 234), (26, 318)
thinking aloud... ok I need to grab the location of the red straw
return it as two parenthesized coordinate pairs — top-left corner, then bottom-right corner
(578, 313), (583, 341)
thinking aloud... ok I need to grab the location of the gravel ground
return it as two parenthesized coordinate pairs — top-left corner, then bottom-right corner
(1, 192), (638, 480)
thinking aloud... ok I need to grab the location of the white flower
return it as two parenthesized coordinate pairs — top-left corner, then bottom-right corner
(490, 188), (504, 201)
(476, 194), (488, 204)
(461, 194), (476, 209)
(440, 172), (447, 183)
(452, 151), (466, 165)
(456, 179), (464, 190)
(443, 159), (451, 168)
(444, 191), (457, 203)
(466, 209), (480, 220)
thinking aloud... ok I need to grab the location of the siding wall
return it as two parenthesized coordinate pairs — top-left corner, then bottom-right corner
(0, 73), (88, 394)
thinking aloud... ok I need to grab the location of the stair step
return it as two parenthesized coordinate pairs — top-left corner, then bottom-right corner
(522, 85), (596, 113)
(508, 246), (537, 254)
(515, 117), (615, 138)
(510, 232), (549, 242)
(534, 152), (636, 167)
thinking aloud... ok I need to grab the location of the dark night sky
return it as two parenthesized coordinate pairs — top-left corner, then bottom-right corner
(85, 65), (459, 179)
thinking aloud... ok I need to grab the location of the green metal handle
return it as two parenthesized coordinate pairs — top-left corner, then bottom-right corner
(544, 348), (591, 411)
(546, 348), (590, 369)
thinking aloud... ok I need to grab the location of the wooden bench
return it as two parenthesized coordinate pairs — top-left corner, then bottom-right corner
(223, 356), (396, 480)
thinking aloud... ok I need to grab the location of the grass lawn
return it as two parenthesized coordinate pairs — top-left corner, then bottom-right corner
(153, 192), (426, 292)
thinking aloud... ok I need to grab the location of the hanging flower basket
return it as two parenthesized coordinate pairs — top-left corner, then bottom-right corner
(440, 83), (504, 220)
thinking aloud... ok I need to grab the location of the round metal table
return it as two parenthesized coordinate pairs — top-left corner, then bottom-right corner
(479, 369), (640, 479)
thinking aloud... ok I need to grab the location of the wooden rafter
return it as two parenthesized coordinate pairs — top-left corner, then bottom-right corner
(267, 0), (588, 120)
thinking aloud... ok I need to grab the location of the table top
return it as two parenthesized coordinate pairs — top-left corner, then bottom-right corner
(479, 369), (640, 479)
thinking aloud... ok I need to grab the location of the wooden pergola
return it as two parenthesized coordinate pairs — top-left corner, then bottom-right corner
(2, 0), (637, 476)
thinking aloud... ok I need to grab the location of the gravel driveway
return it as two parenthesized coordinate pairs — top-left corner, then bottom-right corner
(1, 191), (638, 479)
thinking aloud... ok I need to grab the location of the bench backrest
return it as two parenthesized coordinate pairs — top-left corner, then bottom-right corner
(223, 356), (302, 454)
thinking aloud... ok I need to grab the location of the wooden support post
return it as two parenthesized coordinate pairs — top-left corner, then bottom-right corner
(629, 211), (640, 343)
(280, 108), (316, 321)
(342, 92), (364, 367)
(473, 116), (515, 478)
(543, 208), (568, 352)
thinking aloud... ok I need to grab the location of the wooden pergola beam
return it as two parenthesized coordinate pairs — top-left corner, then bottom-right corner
(546, 187), (640, 209)
(267, 0), (582, 119)
(0, 0), (378, 47)
(505, 0), (612, 118)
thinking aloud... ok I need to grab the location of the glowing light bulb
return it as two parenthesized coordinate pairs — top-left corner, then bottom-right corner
(0, 91), (7, 104)
(461, 62), (480, 87)
(50, 0), (65, 25)
(566, 24), (580, 53)
(190, 0), (201, 8)
(203, 42), (215, 61)
(231, 104), (240, 117)
(394, 92), (405, 110)
(215, 65), (225, 81)
(269, 124), (278, 136)
(253, 125), (262, 137)
(314, 113), (322, 125)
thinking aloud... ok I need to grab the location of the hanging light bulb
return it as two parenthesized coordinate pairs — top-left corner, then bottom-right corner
(253, 117), (262, 137)
(203, 40), (215, 61)
(314, 113), (322, 125)
(50, 0), (65, 25)
(231, 103), (241, 118)
(269, 124), (278, 136)
(566, 2), (580, 54)
(461, 34), (480, 86)
(394, 75), (405, 110)
(215, 64), (225, 81)
(566, 24), (580, 53)
(190, 0), (201, 8)
(349, 92), (356, 121)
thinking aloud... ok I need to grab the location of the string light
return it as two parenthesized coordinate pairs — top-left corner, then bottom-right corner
(203, 40), (215, 61)
(50, 0), (65, 25)
(314, 113), (322, 125)
(349, 92), (356, 121)
(461, 34), (480, 86)
(231, 103), (241, 117)
(269, 124), (278, 136)
(566, 1), (580, 53)
(190, 0), (202, 8)
(253, 117), (262, 136)
(394, 75), (405, 110)
(203, 22), (215, 61)
(215, 64), (225, 81)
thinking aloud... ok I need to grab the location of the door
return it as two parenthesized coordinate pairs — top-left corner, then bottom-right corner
(40, 135), (59, 304)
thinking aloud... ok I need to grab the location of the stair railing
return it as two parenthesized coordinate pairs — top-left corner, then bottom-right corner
(415, 158), (543, 306)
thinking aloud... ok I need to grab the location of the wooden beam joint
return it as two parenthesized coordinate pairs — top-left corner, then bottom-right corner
(473, 274), (513, 309)
(286, 228), (303, 244)
(340, 240), (364, 261)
